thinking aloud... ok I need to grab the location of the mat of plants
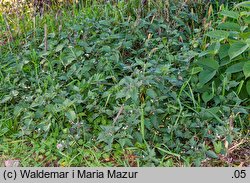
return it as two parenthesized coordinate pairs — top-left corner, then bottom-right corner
(0, 0), (249, 167)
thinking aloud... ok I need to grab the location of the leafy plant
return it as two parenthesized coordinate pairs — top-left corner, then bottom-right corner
(195, 1), (250, 100)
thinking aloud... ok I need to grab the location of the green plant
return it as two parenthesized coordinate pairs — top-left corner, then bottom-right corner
(0, 0), (248, 167)
(195, 1), (250, 101)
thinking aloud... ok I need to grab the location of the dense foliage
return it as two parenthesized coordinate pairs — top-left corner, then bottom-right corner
(0, 0), (249, 167)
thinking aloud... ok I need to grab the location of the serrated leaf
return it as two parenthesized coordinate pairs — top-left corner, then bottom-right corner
(243, 61), (250, 78)
(130, 87), (138, 102)
(206, 150), (218, 159)
(146, 89), (157, 99)
(229, 42), (249, 60)
(116, 90), (127, 99)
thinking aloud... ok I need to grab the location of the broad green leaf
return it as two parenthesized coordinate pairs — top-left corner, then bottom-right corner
(55, 44), (64, 52)
(217, 22), (241, 32)
(243, 61), (250, 78)
(206, 150), (218, 159)
(235, 1), (250, 9)
(228, 41), (249, 60)
(129, 88), (139, 102)
(202, 92), (213, 103)
(219, 44), (230, 59)
(196, 58), (219, 70)
(146, 89), (157, 99)
(205, 42), (220, 55)
(199, 70), (217, 85)
(226, 62), (245, 74)
(65, 110), (77, 121)
(198, 50), (214, 57)
(206, 30), (229, 40)
(101, 46), (111, 53)
(191, 67), (203, 75)
(220, 10), (239, 19)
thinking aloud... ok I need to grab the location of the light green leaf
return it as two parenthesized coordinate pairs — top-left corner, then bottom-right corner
(65, 110), (77, 121)
(243, 61), (250, 78)
(191, 67), (203, 75)
(196, 58), (219, 70)
(228, 41), (249, 60)
(220, 10), (239, 19)
(55, 44), (64, 52)
(235, 1), (250, 9)
(206, 30), (229, 40)
(217, 22), (241, 32)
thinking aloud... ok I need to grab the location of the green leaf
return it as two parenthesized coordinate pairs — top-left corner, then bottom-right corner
(235, 1), (250, 9)
(219, 44), (230, 59)
(206, 150), (219, 159)
(101, 46), (111, 53)
(116, 90), (127, 99)
(217, 22), (241, 32)
(55, 44), (65, 52)
(146, 89), (157, 99)
(65, 110), (77, 121)
(0, 95), (12, 104)
(199, 70), (217, 85)
(226, 62), (245, 74)
(14, 105), (23, 117)
(202, 92), (213, 103)
(228, 42), (249, 60)
(130, 87), (138, 102)
(196, 58), (219, 70)
(220, 10), (239, 19)
(191, 67), (203, 75)
(206, 30), (229, 41)
(246, 80), (250, 95)
(243, 61), (250, 78)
